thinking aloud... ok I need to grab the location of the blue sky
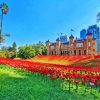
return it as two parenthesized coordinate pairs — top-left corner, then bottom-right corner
(0, 0), (100, 47)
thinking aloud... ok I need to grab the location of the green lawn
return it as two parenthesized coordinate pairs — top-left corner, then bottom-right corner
(0, 65), (100, 100)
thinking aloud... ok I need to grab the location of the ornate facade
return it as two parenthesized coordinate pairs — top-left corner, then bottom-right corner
(46, 33), (97, 56)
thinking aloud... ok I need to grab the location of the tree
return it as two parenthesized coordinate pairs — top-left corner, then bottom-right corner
(2, 3), (9, 14)
(12, 42), (17, 52)
(32, 42), (47, 55)
(7, 46), (13, 51)
(41, 45), (47, 55)
(0, 50), (8, 58)
(0, 3), (9, 44)
(1, 42), (17, 58)
(10, 42), (17, 58)
(18, 46), (35, 59)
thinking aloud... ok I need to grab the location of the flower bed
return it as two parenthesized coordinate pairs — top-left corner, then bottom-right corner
(0, 57), (100, 93)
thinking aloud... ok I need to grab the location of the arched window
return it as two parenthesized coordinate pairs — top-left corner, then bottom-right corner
(74, 50), (76, 55)
(65, 51), (67, 55)
(88, 42), (91, 47)
(61, 51), (62, 55)
(67, 51), (70, 56)
(66, 51), (68, 56)
(55, 51), (56, 55)
(52, 51), (53, 55)
(63, 51), (64, 55)
(79, 50), (81, 55)
(84, 50), (86, 55)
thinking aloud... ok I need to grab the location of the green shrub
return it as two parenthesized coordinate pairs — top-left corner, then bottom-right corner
(0, 50), (8, 58)
(7, 51), (16, 59)
(18, 46), (35, 59)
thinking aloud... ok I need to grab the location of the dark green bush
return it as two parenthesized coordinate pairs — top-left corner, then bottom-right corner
(18, 46), (35, 59)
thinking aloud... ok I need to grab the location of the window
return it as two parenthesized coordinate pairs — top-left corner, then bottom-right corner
(51, 46), (55, 49)
(67, 45), (70, 48)
(52, 51), (53, 55)
(63, 45), (67, 49)
(84, 50), (86, 55)
(93, 43), (95, 45)
(79, 50), (81, 55)
(74, 50), (76, 55)
(63, 51), (65, 55)
(93, 49), (95, 52)
(77, 43), (83, 47)
(65, 51), (67, 55)
(55, 51), (56, 55)
(88, 42), (91, 47)
(61, 51), (63, 55)
(71, 44), (73, 46)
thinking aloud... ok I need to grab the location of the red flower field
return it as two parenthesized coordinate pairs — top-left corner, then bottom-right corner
(0, 55), (100, 93)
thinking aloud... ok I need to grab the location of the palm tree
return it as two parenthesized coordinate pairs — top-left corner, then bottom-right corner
(0, 3), (9, 44)
(2, 3), (9, 14)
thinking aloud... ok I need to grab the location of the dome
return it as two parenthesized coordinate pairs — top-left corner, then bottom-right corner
(86, 33), (92, 36)
(56, 38), (60, 41)
(69, 34), (74, 38)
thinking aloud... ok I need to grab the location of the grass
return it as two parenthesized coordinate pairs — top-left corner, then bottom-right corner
(0, 65), (100, 100)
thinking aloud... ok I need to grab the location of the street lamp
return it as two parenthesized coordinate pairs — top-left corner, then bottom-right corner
(0, 3), (9, 44)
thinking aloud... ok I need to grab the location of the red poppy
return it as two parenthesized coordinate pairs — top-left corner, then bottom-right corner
(91, 79), (96, 84)
(74, 80), (79, 84)
(51, 77), (56, 81)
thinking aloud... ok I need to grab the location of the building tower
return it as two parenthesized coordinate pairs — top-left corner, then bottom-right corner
(87, 24), (100, 52)
(69, 34), (74, 55)
(46, 40), (51, 55)
(86, 33), (93, 55)
(56, 38), (61, 55)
